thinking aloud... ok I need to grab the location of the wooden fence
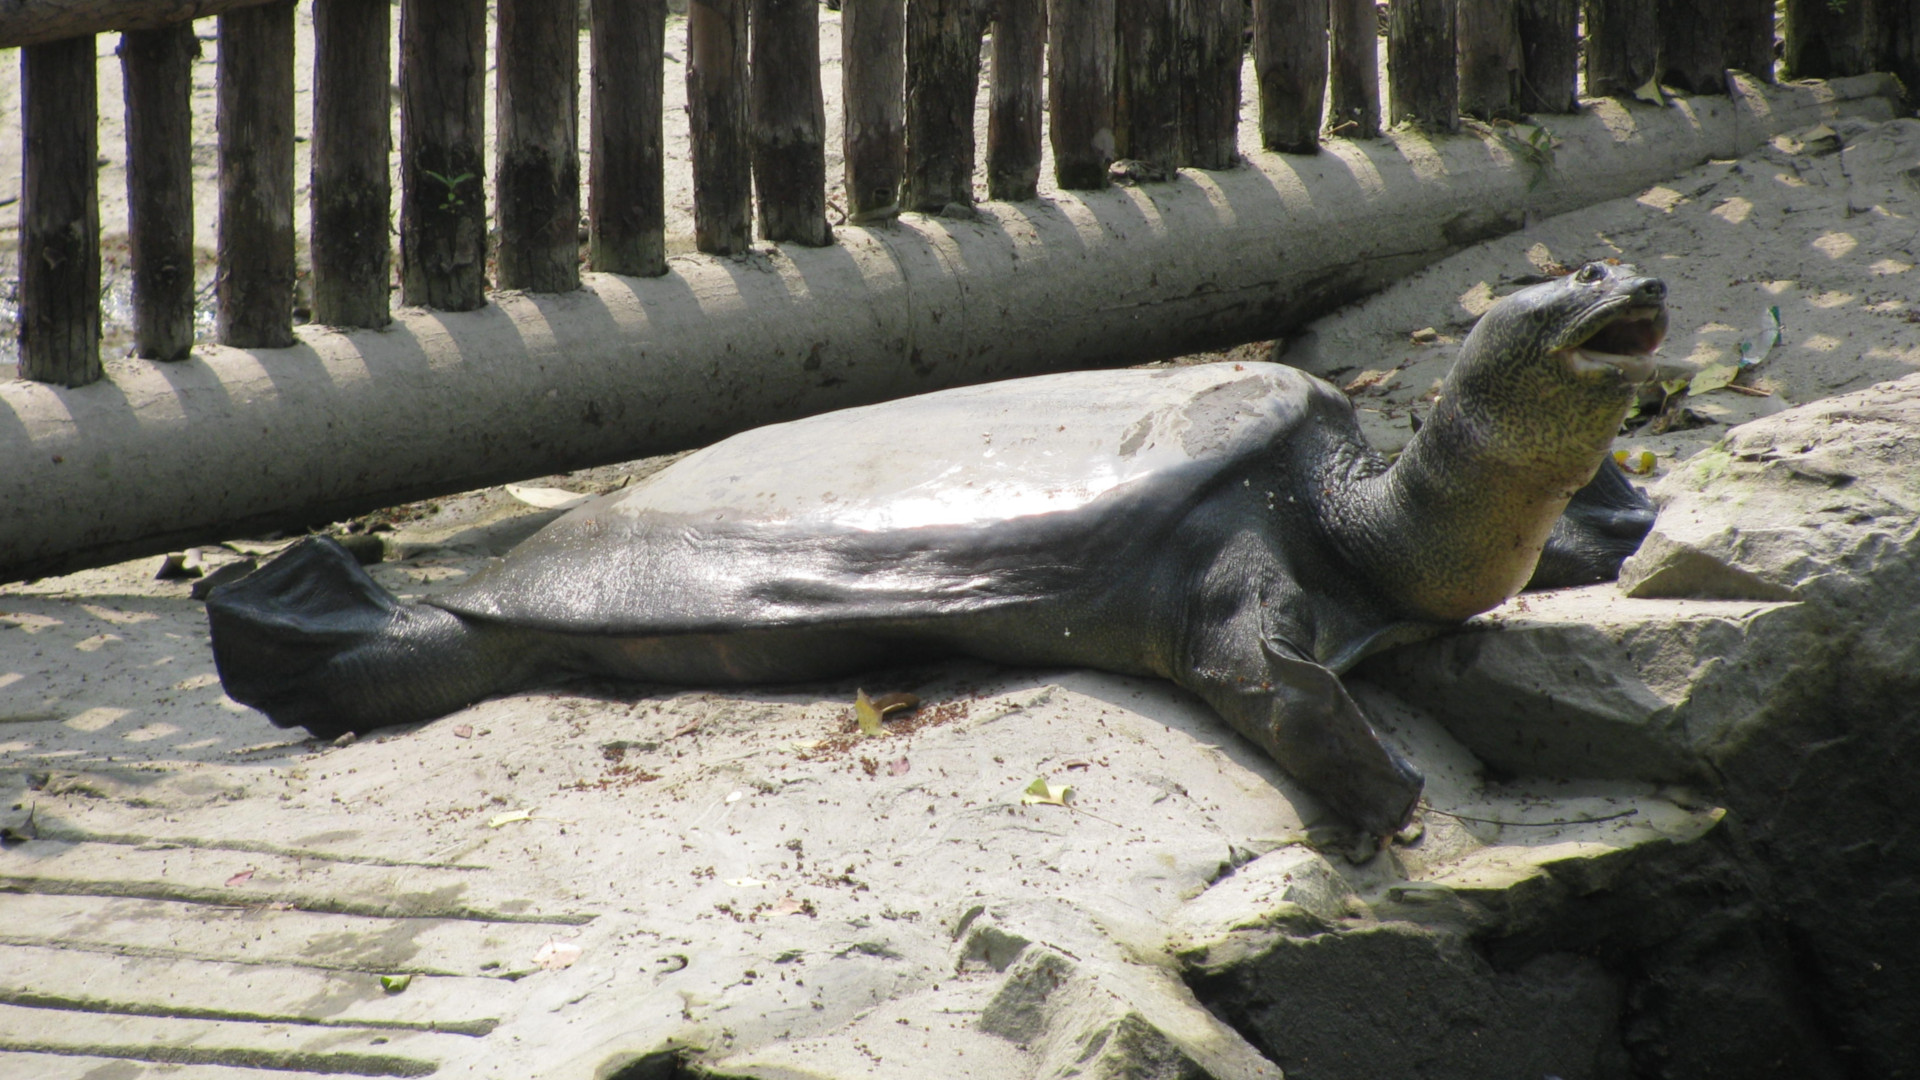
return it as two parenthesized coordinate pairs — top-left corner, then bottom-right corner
(5, 0), (1915, 388)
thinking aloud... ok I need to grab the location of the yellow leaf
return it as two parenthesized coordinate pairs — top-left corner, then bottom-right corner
(380, 974), (413, 994)
(1613, 449), (1657, 475)
(487, 809), (534, 828)
(1688, 362), (1741, 396)
(854, 689), (885, 736)
(1633, 76), (1667, 106)
(1021, 777), (1072, 806)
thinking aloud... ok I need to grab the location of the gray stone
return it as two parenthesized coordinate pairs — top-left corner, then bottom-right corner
(1351, 374), (1920, 1078)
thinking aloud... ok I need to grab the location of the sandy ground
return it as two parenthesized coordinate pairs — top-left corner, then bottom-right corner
(0, 8), (1917, 1076)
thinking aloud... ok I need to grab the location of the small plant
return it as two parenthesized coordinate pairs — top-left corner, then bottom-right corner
(420, 168), (475, 212)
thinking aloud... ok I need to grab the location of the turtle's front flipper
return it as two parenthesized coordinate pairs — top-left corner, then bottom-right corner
(1528, 460), (1655, 590)
(206, 537), (543, 739)
(1180, 614), (1421, 837)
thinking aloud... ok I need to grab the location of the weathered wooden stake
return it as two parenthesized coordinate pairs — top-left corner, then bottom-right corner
(1048, 0), (1115, 188)
(689, 0), (752, 254)
(1457, 0), (1520, 119)
(591, 0), (668, 275)
(751, 0), (830, 243)
(987, 0), (1046, 200)
(1253, 0), (1328, 154)
(1785, 0), (1882, 79)
(1516, 0), (1578, 112)
(1388, 0), (1458, 132)
(1655, 0), (1726, 95)
(1118, 0), (1183, 170)
(843, 0), (906, 221)
(216, 1), (296, 348)
(1328, 0), (1381, 138)
(904, 0), (988, 210)
(1724, 0), (1775, 81)
(19, 36), (100, 385)
(1181, 0), (1242, 169)
(1583, 0), (1659, 98)
(120, 25), (198, 360)
(497, 0), (580, 292)
(312, 0), (391, 328)
(399, 0), (487, 311)
(1886, 0), (1920, 101)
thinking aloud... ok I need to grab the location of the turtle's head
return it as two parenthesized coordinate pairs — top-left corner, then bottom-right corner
(1440, 261), (1668, 459)
(1538, 261), (1668, 385)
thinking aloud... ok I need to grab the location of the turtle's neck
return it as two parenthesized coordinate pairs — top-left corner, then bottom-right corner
(1326, 370), (1636, 623)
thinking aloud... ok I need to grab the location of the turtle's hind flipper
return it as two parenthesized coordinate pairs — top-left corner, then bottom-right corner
(206, 537), (533, 739)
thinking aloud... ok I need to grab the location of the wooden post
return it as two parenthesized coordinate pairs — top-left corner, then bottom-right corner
(1048, 0), (1115, 189)
(19, 36), (100, 385)
(987, 0), (1046, 200)
(1118, 0), (1183, 171)
(1516, 0), (1578, 112)
(1457, 0), (1520, 119)
(751, 0), (829, 243)
(1785, 0), (1882, 79)
(1328, 0), (1380, 138)
(843, 0), (906, 221)
(216, 1), (296, 348)
(688, 0), (752, 254)
(496, 0), (580, 292)
(903, 0), (988, 211)
(119, 25), (198, 361)
(1886, 0), (1919, 102)
(1181, 0), (1242, 169)
(1388, 0), (1458, 132)
(312, 0), (391, 328)
(1253, 0), (1327, 154)
(1583, 0), (1659, 98)
(399, 0), (487, 311)
(590, 0), (668, 275)
(1655, 0), (1725, 95)
(1724, 0), (1775, 81)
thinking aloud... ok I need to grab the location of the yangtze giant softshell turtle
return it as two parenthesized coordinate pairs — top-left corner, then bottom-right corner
(208, 262), (1667, 836)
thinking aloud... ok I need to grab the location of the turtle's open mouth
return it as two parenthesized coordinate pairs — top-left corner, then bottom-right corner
(1564, 303), (1668, 383)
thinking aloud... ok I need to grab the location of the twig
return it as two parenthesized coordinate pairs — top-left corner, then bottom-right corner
(1424, 805), (1638, 827)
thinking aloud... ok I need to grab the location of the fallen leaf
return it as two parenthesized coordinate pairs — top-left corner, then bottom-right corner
(1613, 449), (1658, 475)
(854, 689), (885, 736)
(534, 940), (583, 970)
(1632, 76), (1668, 106)
(505, 484), (590, 510)
(1021, 777), (1072, 807)
(225, 868), (255, 887)
(488, 809), (535, 828)
(887, 756), (911, 776)
(0, 803), (37, 846)
(1688, 362), (1741, 396)
(380, 974), (413, 994)
(453, 724), (473, 739)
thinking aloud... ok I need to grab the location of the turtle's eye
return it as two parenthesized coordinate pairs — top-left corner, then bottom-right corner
(1574, 263), (1605, 284)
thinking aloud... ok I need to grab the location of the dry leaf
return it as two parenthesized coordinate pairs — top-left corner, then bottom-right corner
(1633, 76), (1668, 106)
(1021, 777), (1072, 807)
(488, 809), (535, 828)
(533, 940), (583, 970)
(505, 485), (590, 510)
(854, 689), (886, 736)
(887, 756), (911, 777)
(225, 868), (255, 887)
(453, 724), (473, 739)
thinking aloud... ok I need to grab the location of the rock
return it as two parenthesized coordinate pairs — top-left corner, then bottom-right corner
(1353, 374), (1920, 1077)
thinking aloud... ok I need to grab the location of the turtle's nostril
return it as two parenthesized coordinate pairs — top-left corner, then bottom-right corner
(1636, 279), (1667, 304)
